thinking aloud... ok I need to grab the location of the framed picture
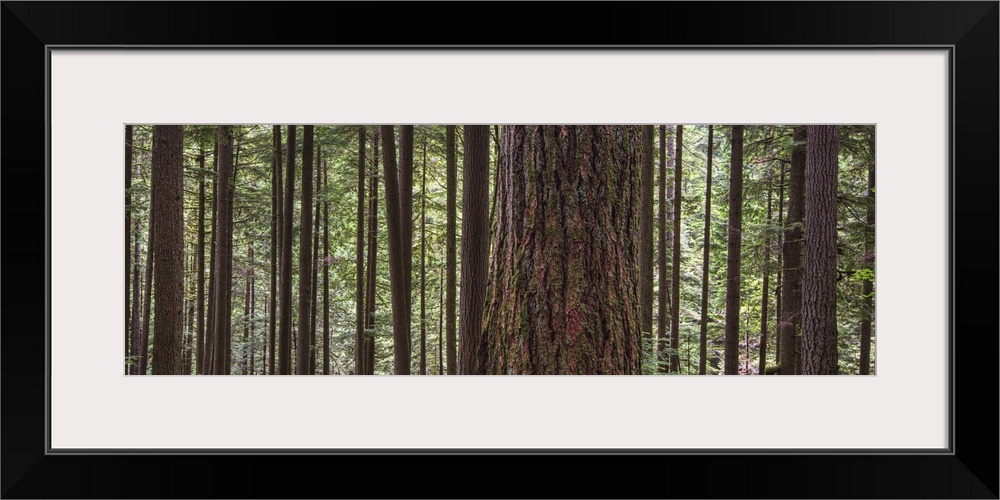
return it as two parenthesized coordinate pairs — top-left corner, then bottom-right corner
(3, 2), (996, 498)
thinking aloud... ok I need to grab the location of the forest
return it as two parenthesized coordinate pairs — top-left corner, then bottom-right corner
(124, 124), (875, 375)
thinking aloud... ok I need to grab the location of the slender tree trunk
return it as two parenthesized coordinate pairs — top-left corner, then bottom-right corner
(269, 125), (280, 375)
(699, 126), (713, 375)
(656, 126), (668, 373)
(399, 125), (415, 363)
(490, 124), (500, 233)
(278, 126), (296, 375)
(363, 129), (380, 375)
(420, 135), (428, 375)
(151, 125), (185, 375)
(458, 125), (490, 375)
(381, 126), (411, 375)
(125, 125), (133, 374)
(483, 125), (642, 374)
(243, 245), (252, 375)
(759, 175), (773, 374)
(438, 266), (444, 375)
(723, 125), (744, 375)
(211, 126), (235, 375)
(184, 253), (196, 374)
(860, 160), (875, 375)
(309, 141), (321, 375)
(296, 125), (314, 375)
(128, 127), (143, 375)
(774, 165), (785, 371)
(639, 125), (654, 369)
(670, 125), (683, 373)
(204, 144), (218, 374)
(323, 155), (330, 375)
(195, 152), (206, 374)
(250, 246), (256, 374)
(354, 126), (366, 375)
(445, 125), (458, 375)
(779, 126), (807, 375)
(141, 200), (154, 375)
(801, 125), (840, 375)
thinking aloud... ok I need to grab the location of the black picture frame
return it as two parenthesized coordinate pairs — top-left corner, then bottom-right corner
(2, 2), (996, 498)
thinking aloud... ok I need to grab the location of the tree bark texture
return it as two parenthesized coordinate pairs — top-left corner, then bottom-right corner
(151, 125), (185, 375)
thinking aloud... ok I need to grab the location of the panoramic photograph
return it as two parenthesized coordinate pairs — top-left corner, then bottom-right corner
(124, 125), (875, 375)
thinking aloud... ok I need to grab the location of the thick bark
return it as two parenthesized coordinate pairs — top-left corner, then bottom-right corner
(801, 125), (840, 375)
(381, 126), (411, 374)
(699, 126), (713, 375)
(639, 125), (654, 367)
(860, 161), (875, 375)
(779, 126), (807, 375)
(151, 125), (185, 375)
(723, 125), (744, 375)
(657, 125), (668, 373)
(483, 125), (642, 374)
(670, 125), (683, 373)
(195, 152), (206, 374)
(278, 126), (296, 375)
(211, 126), (235, 375)
(362, 130), (380, 375)
(759, 175), (773, 374)
(269, 125), (280, 375)
(125, 125), (133, 373)
(420, 136), (428, 375)
(399, 125), (415, 361)
(458, 125), (491, 375)
(445, 126), (457, 375)
(354, 127), (366, 375)
(296, 126), (314, 375)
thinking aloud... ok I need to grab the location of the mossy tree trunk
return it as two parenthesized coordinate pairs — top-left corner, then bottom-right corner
(639, 125), (654, 368)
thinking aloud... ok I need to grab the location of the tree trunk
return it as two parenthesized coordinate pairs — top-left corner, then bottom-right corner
(296, 125), (314, 375)
(125, 125), (133, 374)
(801, 125), (840, 375)
(639, 125), (654, 368)
(420, 135), (428, 375)
(363, 129), (380, 375)
(438, 266), (445, 375)
(759, 174), (772, 374)
(128, 127), (143, 375)
(723, 125), (744, 375)
(860, 159), (875, 375)
(774, 165), (785, 371)
(399, 126), (415, 361)
(309, 141), (321, 375)
(483, 125), (642, 374)
(243, 245), (252, 374)
(699, 126), (713, 375)
(184, 253), (195, 374)
(278, 126), (296, 375)
(195, 152), (206, 374)
(204, 143), (218, 374)
(151, 125), (185, 375)
(445, 125), (458, 375)
(657, 125), (668, 374)
(670, 125), (683, 373)
(458, 125), (491, 375)
(250, 246), (256, 374)
(381, 126), (411, 375)
(779, 126), (807, 375)
(354, 126), (366, 375)
(141, 197), (154, 375)
(269, 125), (280, 375)
(211, 126), (235, 375)
(323, 150), (331, 375)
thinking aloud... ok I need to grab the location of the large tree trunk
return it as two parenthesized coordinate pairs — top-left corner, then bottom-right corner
(759, 175), (773, 374)
(860, 160), (875, 375)
(211, 126), (235, 375)
(363, 129), (380, 375)
(195, 152), (206, 374)
(801, 125), (840, 375)
(381, 126), (411, 375)
(125, 125), (133, 374)
(483, 125), (642, 374)
(458, 126), (491, 375)
(399, 125), (415, 362)
(151, 125), (185, 375)
(670, 125), (683, 373)
(354, 126), (366, 375)
(639, 125), (654, 368)
(445, 126), (458, 375)
(269, 126), (280, 375)
(296, 126), (314, 375)
(278, 126), (296, 375)
(779, 126), (807, 375)
(657, 125), (668, 374)
(723, 125), (744, 375)
(698, 126), (713, 375)
(420, 136), (428, 375)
